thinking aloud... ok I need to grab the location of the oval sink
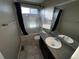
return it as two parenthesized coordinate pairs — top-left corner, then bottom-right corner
(58, 35), (74, 44)
(45, 37), (62, 49)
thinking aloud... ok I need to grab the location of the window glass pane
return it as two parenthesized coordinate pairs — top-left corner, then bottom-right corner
(21, 7), (30, 14)
(30, 8), (39, 14)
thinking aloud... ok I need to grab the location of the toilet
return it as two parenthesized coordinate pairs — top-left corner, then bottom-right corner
(34, 35), (40, 40)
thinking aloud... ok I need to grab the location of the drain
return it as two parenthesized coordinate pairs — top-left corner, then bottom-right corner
(52, 44), (55, 46)
(21, 45), (24, 51)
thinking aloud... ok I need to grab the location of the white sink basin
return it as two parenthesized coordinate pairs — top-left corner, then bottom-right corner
(45, 37), (62, 49)
(58, 35), (74, 44)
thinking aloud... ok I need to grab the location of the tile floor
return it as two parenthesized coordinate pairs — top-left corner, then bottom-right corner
(19, 35), (44, 59)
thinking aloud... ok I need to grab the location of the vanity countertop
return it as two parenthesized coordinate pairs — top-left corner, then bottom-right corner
(40, 32), (75, 59)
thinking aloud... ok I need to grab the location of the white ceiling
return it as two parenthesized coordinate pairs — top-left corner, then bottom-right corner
(21, 0), (47, 3)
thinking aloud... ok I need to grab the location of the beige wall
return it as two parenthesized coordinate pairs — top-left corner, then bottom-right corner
(0, 0), (20, 59)
(57, 1), (79, 42)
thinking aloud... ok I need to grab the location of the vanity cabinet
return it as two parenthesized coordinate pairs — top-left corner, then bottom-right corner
(39, 37), (55, 59)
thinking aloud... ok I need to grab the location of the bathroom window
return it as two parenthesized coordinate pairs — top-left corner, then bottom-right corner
(21, 7), (30, 14)
(21, 6), (40, 34)
(21, 7), (39, 14)
(41, 8), (54, 30)
(30, 8), (39, 14)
